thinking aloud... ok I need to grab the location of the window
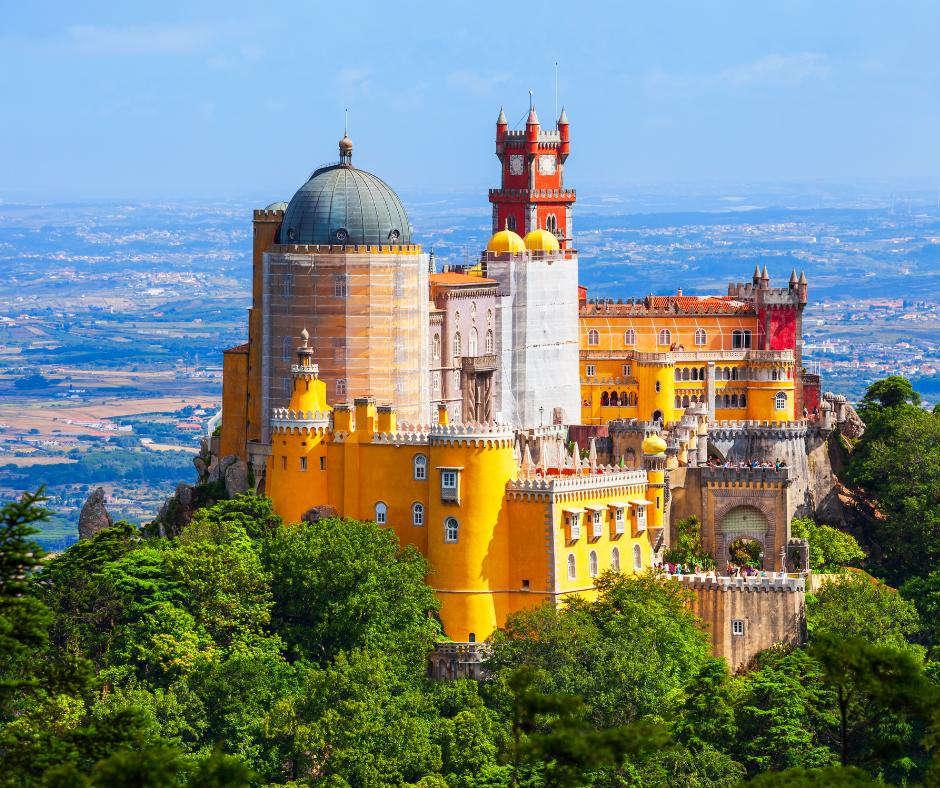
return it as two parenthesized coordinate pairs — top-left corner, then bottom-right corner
(432, 334), (440, 359)
(682, 368), (690, 381)
(281, 456), (286, 470)
(444, 517), (459, 542)
(732, 620), (745, 636)
(333, 274), (348, 299)
(592, 509), (603, 538)
(469, 301), (477, 318)
(320, 456), (326, 471)
(506, 214), (517, 231)
(624, 329), (637, 346)
(283, 378), (291, 398)
(675, 395), (682, 408)
(682, 395), (690, 407)
(587, 329), (600, 346)
(658, 329), (671, 345)
(300, 457), (307, 471)
(612, 546), (621, 573)
(283, 273), (292, 298)
(412, 502), (424, 526)
(589, 550), (598, 578)
(674, 369), (681, 382)
(633, 543), (643, 570)
(732, 329), (752, 349)
(585, 364), (596, 378)
(442, 470), (458, 500)
(469, 328), (478, 356)
(282, 337), (291, 362)
(655, 381), (661, 393)
(546, 213), (557, 233)
(567, 513), (581, 540)
(374, 502), (387, 525)
(335, 379), (347, 398)
(694, 328), (706, 346)
(454, 332), (461, 358)
(567, 553), (576, 580)
(622, 364), (632, 377)
(615, 507), (624, 534)
(774, 392), (788, 410)
(333, 338), (346, 363)
(432, 371), (440, 392)
(453, 370), (460, 390)
(731, 394), (738, 408)
(485, 329), (493, 354)
(413, 454), (427, 480)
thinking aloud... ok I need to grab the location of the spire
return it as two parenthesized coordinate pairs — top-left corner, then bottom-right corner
(761, 265), (770, 280)
(497, 106), (507, 125)
(798, 270), (807, 285)
(558, 105), (568, 125)
(789, 268), (798, 285)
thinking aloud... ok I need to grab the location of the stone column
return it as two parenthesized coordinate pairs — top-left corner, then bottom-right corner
(707, 362), (716, 419)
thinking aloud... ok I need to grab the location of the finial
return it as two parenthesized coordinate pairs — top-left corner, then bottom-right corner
(300, 328), (309, 347)
(529, 90), (533, 110)
(504, 219), (509, 231)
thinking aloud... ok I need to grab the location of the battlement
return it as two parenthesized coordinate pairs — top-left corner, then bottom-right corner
(270, 406), (332, 434)
(371, 428), (431, 445)
(702, 466), (791, 484)
(707, 419), (808, 438)
(506, 467), (647, 496)
(268, 243), (423, 255)
(670, 573), (805, 593)
(429, 422), (516, 447)
(579, 349), (795, 366)
(253, 209), (284, 221)
(580, 297), (754, 317)
(488, 188), (576, 201)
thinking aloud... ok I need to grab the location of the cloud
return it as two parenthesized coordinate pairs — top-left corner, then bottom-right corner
(717, 53), (827, 87)
(446, 71), (507, 96)
(68, 24), (211, 55)
(337, 68), (371, 100)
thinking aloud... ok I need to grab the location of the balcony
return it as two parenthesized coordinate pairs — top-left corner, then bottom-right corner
(461, 354), (498, 372)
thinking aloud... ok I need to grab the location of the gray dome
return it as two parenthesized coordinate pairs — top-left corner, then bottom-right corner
(281, 165), (413, 246)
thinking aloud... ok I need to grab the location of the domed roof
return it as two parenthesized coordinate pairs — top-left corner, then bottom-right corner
(265, 201), (288, 212)
(486, 222), (526, 254)
(280, 140), (412, 247)
(641, 434), (668, 455)
(523, 224), (560, 252)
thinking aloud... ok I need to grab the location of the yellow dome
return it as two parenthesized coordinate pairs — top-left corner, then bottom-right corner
(486, 221), (526, 254)
(523, 227), (560, 252)
(641, 434), (668, 455)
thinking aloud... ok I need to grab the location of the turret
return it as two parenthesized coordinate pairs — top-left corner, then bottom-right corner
(525, 105), (539, 190)
(798, 270), (808, 303)
(752, 265), (761, 288)
(496, 106), (507, 159)
(641, 434), (668, 555)
(788, 269), (798, 293)
(760, 266), (770, 291)
(558, 106), (569, 163)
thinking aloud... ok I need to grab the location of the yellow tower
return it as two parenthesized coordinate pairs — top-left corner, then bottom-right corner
(266, 330), (333, 525)
(641, 433), (668, 556)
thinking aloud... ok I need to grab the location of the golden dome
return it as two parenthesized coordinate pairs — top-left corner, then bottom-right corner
(486, 220), (526, 254)
(641, 434), (668, 455)
(523, 224), (560, 252)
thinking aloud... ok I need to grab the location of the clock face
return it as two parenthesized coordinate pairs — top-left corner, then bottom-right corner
(538, 154), (557, 175)
(509, 154), (525, 176)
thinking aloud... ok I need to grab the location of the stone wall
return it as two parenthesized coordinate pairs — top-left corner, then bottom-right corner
(674, 574), (806, 670)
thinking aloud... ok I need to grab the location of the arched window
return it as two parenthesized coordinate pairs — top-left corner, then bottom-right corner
(588, 329), (600, 346)
(724, 367), (732, 381)
(601, 391), (609, 406)
(333, 338), (346, 363)
(774, 392), (787, 411)
(682, 368), (690, 381)
(546, 213), (557, 233)
(723, 394), (731, 408)
(772, 368), (779, 381)
(612, 546), (621, 573)
(674, 369), (682, 382)
(655, 381), (661, 393)
(412, 502), (424, 527)
(282, 337), (291, 362)
(444, 517), (459, 543)
(731, 367), (738, 381)
(741, 393), (747, 407)
(691, 394), (698, 404)
(485, 330), (493, 354)
(691, 367), (698, 381)
(567, 553), (576, 580)
(282, 378), (291, 398)
(633, 544), (643, 570)
(335, 379), (347, 398)
(694, 328), (707, 346)
(731, 394), (738, 408)
(432, 334), (440, 359)
(469, 328), (477, 356)
(413, 454), (427, 480)
(589, 550), (598, 578)
(506, 214), (516, 231)
(610, 391), (619, 406)
(374, 502), (387, 525)
(658, 329), (671, 345)
(674, 395), (682, 409)
(682, 395), (690, 407)
(453, 332), (461, 358)
(700, 367), (706, 380)
(624, 329), (637, 346)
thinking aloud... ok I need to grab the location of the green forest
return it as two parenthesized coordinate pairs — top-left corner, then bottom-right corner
(1, 376), (939, 787)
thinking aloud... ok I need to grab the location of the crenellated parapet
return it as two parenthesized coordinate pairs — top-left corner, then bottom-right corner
(505, 468), (647, 503)
(702, 466), (790, 485)
(707, 419), (809, 441)
(579, 297), (754, 317)
(371, 429), (432, 445)
(670, 573), (806, 593)
(428, 422), (516, 448)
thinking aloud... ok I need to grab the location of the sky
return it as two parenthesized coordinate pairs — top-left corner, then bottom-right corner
(2, 1), (940, 203)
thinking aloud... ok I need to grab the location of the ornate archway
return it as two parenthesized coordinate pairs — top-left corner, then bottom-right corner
(718, 504), (771, 569)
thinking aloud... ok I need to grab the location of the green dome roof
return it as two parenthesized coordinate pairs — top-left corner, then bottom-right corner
(281, 164), (413, 247)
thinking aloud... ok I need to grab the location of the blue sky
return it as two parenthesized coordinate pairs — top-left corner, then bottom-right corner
(1, 1), (939, 202)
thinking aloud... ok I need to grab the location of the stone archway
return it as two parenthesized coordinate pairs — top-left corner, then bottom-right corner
(718, 505), (770, 569)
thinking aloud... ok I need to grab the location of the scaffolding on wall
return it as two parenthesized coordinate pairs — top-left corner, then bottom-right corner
(262, 247), (430, 441)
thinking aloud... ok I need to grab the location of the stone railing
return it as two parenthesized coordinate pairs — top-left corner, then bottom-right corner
(579, 349), (795, 364)
(429, 422), (516, 447)
(669, 573), (806, 593)
(506, 468), (647, 495)
(701, 466), (790, 484)
(461, 354), (498, 372)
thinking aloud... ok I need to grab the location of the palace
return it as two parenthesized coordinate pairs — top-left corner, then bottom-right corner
(217, 103), (832, 667)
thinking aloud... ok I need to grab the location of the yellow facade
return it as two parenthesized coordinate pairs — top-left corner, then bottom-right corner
(264, 336), (656, 643)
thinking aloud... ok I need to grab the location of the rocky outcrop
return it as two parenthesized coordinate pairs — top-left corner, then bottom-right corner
(223, 457), (250, 498)
(78, 487), (114, 540)
(841, 405), (865, 440)
(301, 505), (338, 523)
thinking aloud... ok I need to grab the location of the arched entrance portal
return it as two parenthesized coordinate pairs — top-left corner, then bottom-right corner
(719, 505), (769, 570)
(706, 442), (725, 464)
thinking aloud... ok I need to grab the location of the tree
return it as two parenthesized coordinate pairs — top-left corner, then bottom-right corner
(791, 519), (865, 574)
(261, 517), (441, 670)
(672, 659), (739, 754)
(744, 766), (883, 787)
(900, 569), (940, 661)
(808, 574), (922, 655)
(861, 376), (920, 410)
(663, 516), (715, 570)
(810, 633), (937, 769)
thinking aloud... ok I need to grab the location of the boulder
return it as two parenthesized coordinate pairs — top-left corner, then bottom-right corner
(209, 455), (237, 483)
(841, 405), (865, 440)
(223, 458), (250, 499)
(176, 482), (195, 507)
(78, 487), (114, 540)
(193, 456), (208, 477)
(301, 505), (338, 523)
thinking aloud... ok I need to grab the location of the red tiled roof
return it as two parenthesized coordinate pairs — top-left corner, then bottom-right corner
(430, 273), (497, 285)
(224, 343), (249, 354)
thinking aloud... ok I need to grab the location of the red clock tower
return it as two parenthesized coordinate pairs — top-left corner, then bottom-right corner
(490, 103), (576, 253)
